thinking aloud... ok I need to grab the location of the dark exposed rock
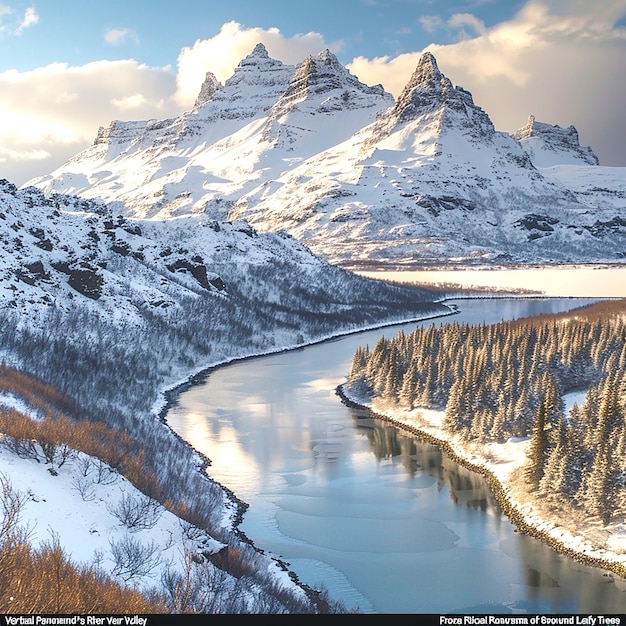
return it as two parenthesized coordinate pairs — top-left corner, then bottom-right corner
(111, 242), (130, 256)
(34, 238), (54, 251)
(68, 266), (104, 299)
(15, 261), (51, 286)
(515, 214), (559, 232)
(586, 216), (626, 237)
(166, 258), (225, 291)
(209, 276), (226, 291)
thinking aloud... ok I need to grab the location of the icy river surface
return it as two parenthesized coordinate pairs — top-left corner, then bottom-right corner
(166, 282), (626, 613)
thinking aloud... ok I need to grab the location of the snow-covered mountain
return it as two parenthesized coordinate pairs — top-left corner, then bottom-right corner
(27, 48), (626, 268)
(29, 44), (392, 222)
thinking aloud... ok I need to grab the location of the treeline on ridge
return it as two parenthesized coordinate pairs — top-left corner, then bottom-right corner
(347, 299), (626, 526)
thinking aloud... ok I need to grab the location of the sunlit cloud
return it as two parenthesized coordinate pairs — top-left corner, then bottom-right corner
(0, 60), (178, 184)
(0, 146), (50, 163)
(111, 93), (149, 110)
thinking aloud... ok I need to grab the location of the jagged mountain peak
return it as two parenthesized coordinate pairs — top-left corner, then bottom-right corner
(392, 51), (448, 122)
(249, 42), (270, 59)
(407, 51), (441, 88)
(188, 44), (294, 125)
(390, 51), (494, 140)
(270, 48), (392, 119)
(513, 115), (599, 166)
(194, 71), (221, 108)
(224, 42), (292, 88)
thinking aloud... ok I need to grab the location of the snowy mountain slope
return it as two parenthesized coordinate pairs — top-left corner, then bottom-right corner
(538, 164), (626, 215)
(26, 48), (626, 268)
(513, 116), (626, 216)
(28, 45), (393, 221)
(231, 52), (626, 267)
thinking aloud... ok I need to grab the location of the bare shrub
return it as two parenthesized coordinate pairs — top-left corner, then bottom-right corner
(70, 473), (96, 502)
(109, 534), (162, 582)
(108, 491), (162, 531)
(178, 518), (206, 543)
(91, 458), (118, 485)
(0, 472), (29, 543)
(161, 549), (232, 614)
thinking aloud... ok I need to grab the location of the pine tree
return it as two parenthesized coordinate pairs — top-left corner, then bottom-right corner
(525, 398), (550, 490)
(586, 443), (613, 525)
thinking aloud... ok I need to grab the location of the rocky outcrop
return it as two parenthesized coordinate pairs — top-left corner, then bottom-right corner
(513, 115), (599, 166)
(68, 265), (104, 299)
(166, 258), (225, 291)
(194, 71), (221, 108)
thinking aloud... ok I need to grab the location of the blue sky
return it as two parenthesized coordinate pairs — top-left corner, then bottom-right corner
(1, 1), (527, 72)
(1, 1), (625, 184)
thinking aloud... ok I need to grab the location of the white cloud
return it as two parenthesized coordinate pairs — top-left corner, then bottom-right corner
(447, 13), (488, 38)
(15, 6), (37, 34)
(0, 4), (12, 22)
(0, 146), (49, 162)
(348, 0), (626, 166)
(0, 60), (178, 184)
(174, 20), (343, 107)
(419, 15), (445, 33)
(105, 27), (139, 47)
(0, 4), (38, 36)
(111, 93), (148, 110)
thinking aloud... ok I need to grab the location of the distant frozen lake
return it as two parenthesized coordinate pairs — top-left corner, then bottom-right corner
(357, 264), (626, 298)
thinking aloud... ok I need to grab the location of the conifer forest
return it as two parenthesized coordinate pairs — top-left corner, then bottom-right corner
(347, 300), (626, 527)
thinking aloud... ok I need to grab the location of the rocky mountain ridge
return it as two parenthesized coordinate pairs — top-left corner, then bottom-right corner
(26, 47), (626, 268)
(513, 115), (600, 167)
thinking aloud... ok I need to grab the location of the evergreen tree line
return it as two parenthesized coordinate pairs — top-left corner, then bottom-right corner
(347, 300), (626, 525)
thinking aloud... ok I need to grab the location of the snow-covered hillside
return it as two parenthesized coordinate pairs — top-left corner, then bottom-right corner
(26, 48), (626, 268)
(0, 180), (445, 612)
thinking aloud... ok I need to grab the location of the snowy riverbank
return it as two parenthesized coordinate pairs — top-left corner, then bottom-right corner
(337, 385), (626, 584)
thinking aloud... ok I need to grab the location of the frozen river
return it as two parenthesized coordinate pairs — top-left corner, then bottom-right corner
(165, 288), (626, 613)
